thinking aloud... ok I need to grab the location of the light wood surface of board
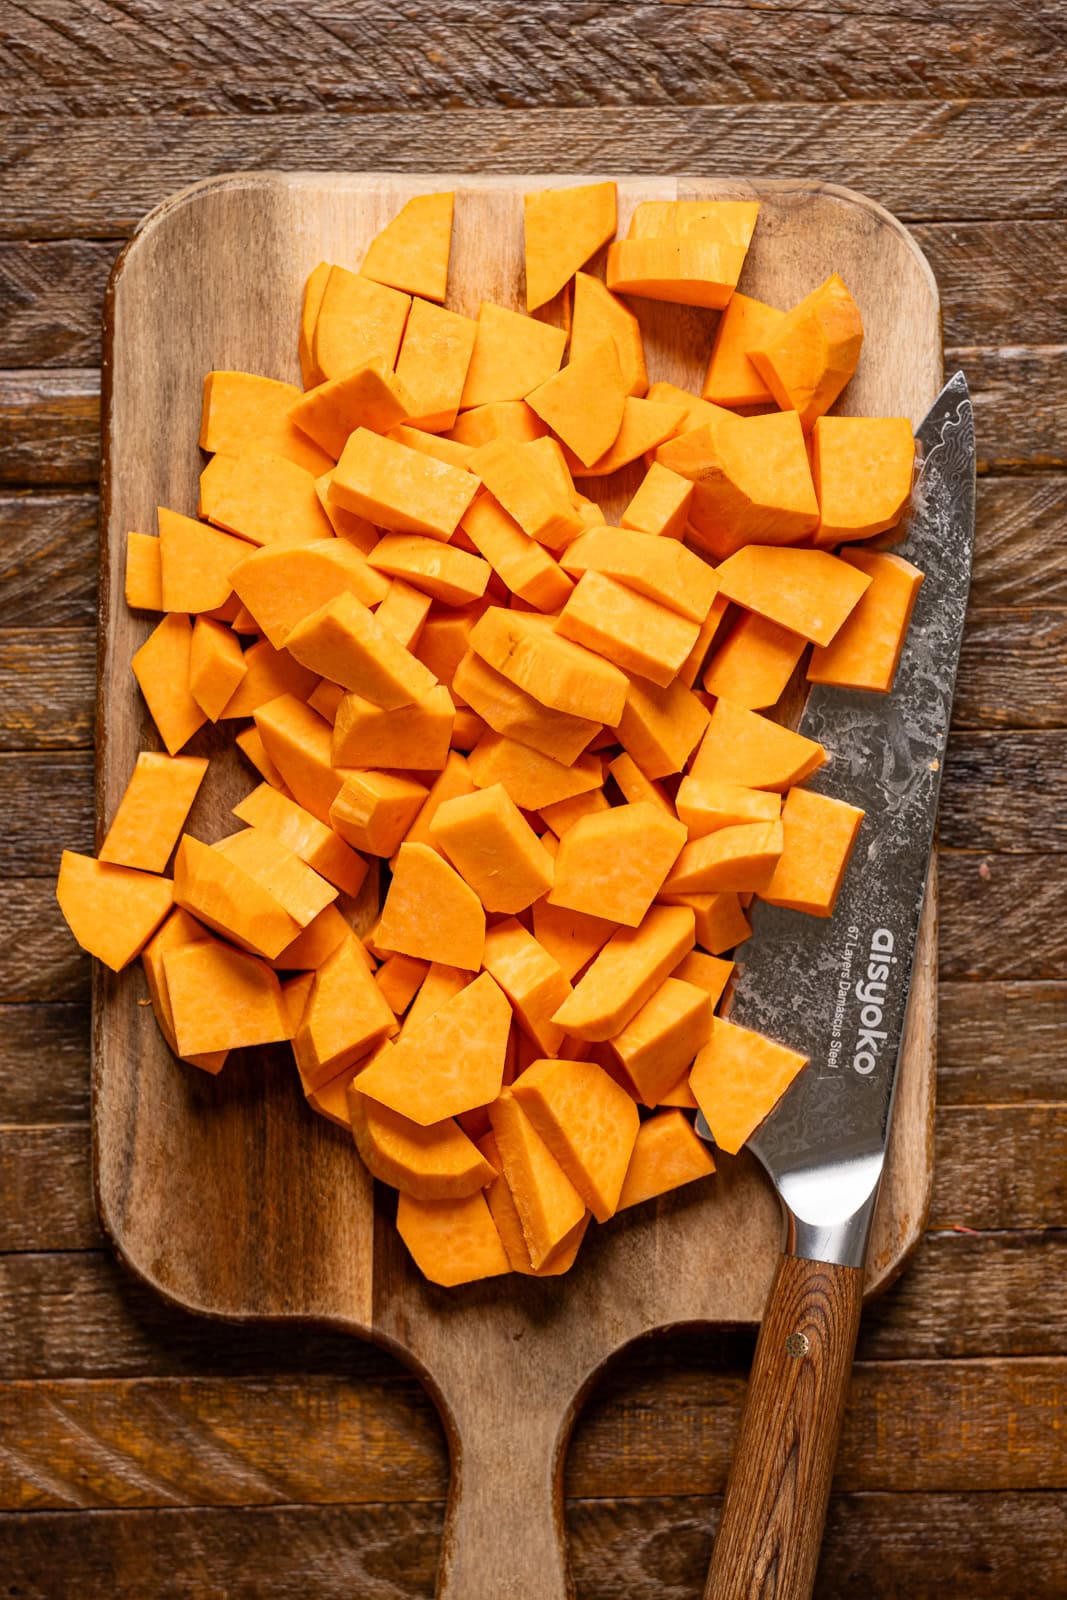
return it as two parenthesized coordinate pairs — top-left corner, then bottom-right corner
(95, 173), (941, 1600)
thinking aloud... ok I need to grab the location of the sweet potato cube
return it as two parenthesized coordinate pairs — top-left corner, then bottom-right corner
(760, 787), (864, 917)
(100, 752), (208, 873)
(561, 525), (719, 623)
(607, 752), (673, 813)
(252, 694), (351, 823)
(453, 651), (598, 764)
(703, 611), (806, 710)
(571, 271), (647, 397)
(482, 918), (571, 1056)
(621, 463), (693, 540)
(394, 297), (478, 432)
(200, 370), (333, 475)
(313, 470), (378, 552)
(142, 909), (227, 1071)
(561, 396), (685, 478)
(661, 819), (784, 895)
(294, 935), (396, 1089)
(221, 638), (318, 719)
(414, 607), (484, 688)
(330, 771), (428, 858)
(673, 950), (734, 1009)
(125, 531), (163, 610)
(213, 825), (337, 928)
(349, 1092), (494, 1200)
(311, 266), (411, 381)
(374, 952), (429, 1016)
(467, 733), (602, 812)
(527, 338), (627, 468)
(606, 236), (749, 310)
(549, 802), (686, 929)
(675, 777), (782, 839)
(157, 508), (245, 614)
(460, 302), (567, 409)
(285, 591), (437, 709)
(270, 904), (352, 972)
(627, 199), (760, 245)
(172, 835), (299, 959)
(617, 673), (710, 780)
(430, 783), (554, 914)
(367, 533), (491, 606)
(377, 841), (485, 970)
(617, 1110), (717, 1210)
(401, 962), (471, 1034)
(397, 1189), (511, 1286)
(467, 438), (582, 551)
(235, 725), (287, 790)
(131, 613), (207, 755)
(231, 539), (389, 649)
(306, 1070), (358, 1129)
(690, 699), (826, 792)
(478, 1130), (588, 1276)
(387, 425), (474, 470)
(233, 783), (366, 896)
(289, 362), (415, 459)
(558, 572), (699, 688)
(523, 181), (617, 310)
(331, 428), (478, 540)
(361, 192), (454, 302)
(539, 789), (610, 837)
(646, 379), (721, 435)
(332, 685), (454, 770)
(552, 904), (695, 1042)
(199, 451), (333, 547)
(717, 546), (872, 649)
(448, 400), (547, 447)
(298, 261), (331, 388)
(812, 416), (915, 546)
(610, 977), (713, 1107)
(658, 890), (751, 956)
(489, 1090), (586, 1268)
(397, 752), (476, 858)
(691, 1017), (808, 1154)
(658, 408), (819, 558)
(469, 607), (628, 725)
(701, 293), (783, 408)
(56, 851), (173, 971)
(163, 938), (289, 1057)
(512, 1057), (639, 1223)
(807, 550), (924, 692)
(353, 972), (511, 1123)
(748, 272), (863, 431)
(532, 898), (618, 984)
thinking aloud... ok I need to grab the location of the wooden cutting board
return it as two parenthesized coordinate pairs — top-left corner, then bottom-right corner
(95, 173), (941, 1599)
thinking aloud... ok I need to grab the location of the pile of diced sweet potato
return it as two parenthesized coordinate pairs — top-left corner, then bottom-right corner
(58, 183), (924, 1286)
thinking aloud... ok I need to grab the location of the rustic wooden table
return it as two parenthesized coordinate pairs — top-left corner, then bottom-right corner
(1, 5), (1065, 1596)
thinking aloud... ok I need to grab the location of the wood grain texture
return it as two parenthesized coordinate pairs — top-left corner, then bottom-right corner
(0, 753), (94, 875)
(0, 881), (88, 1002)
(0, 638), (95, 749)
(939, 734), (1067, 850)
(0, 371), (98, 484)
(0, 1003), (89, 1122)
(938, 981), (1067, 1102)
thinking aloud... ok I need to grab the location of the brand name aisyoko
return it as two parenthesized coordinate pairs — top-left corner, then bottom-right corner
(851, 927), (897, 1075)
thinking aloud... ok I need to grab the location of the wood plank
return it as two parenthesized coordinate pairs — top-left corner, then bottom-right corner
(970, 474), (1067, 606)
(0, 371), (98, 486)
(938, 981), (1067, 1103)
(938, 852), (1067, 979)
(0, 240), (113, 367)
(0, 882), (89, 1003)
(0, 1356), (1062, 1514)
(940, 734), (1067, 853)
(0, 753), (94, 876)
(0, 493), (98, 628)
(0, 1127), (100, 1253)
(955, 610), (1067, 729)
(3, 105), (1067, 242)
(0, 634), (95, 749)
(0, 1004), (89, 1123)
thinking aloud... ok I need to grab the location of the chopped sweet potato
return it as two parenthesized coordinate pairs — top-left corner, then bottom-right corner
(716, 546), (872, 647)
(481, 918), (571, 1056)
(701, 293), (783, 408)
(269, 904), (352, 972)
(461, 302), (567, 409)
(549, 801), (686, 929)
(330, 771), (428, 858)
(395, 1190), (511, 1287)
(561, 524), (719, 623)
(489, 1090), (586, 1268)
(232, 783), (367, 896)
(349, 1091), (494, 1200)
(807, 550), (924, 692)
(331, 427), (478, 540)
(657, 889), (751, 956)
(253, 694), (351, 822)
(397, 752), (477, 858)
(449, 400), (548, 447)
(469, 607), (628, 726)
(189, 617), (246, 720)
(131, 613), (206, 755)
(511, 1057), (640, 1222)
(616, 1111), (717, 1211)
(673, 950), (734, 1009)
(142, 909), (228, 1072)
(748, 272), (863, 430)
(361, 192), (454, 303)
(607, 752), (673, 813)
(199, 451), (333, 547)
(158, 507), (248, 614)
(163, 938), (290, 1057)
(532, 896), (618, 984)
(125, 531), (163, 610)
(610, 977), (712, 1107)
(558, 571), (699, 687)
(523, 181), (618, 310)
(100, 753), (208, 874)
(367, 533), (491, 606)
(289, 362), (415, 458)
(759, 787), (864, 917)
(606, 235), (750, 309)
(293, 935), (396, 1089)
(675, 777), (782, 839)
(527, 339), (627, 468)
(200, 370), (333, 475)
(56, 851), (174, 972)
(691, 1017), (808, 1154)
(374, 952), (429, 1016)
(377, 841), (486, 970)
(311, 266), (411, 381)
(430, 783), (555, 913)
(394, 297), (478, 432)
(467, 438), (582, 551)
(467, 733), (602, 812)
(561, 396), (685, 477)
(703, 611), (806, 710)
(552, 904), (695, 1042)
(298, 262), (331, 388)
(812, 416), (915, 546)
(286, 591), (437, 709)
(477, 1130), (588, 1276)
(660, 819), (785, 895)
(617, 674), (710, 780)
(453, 650), (598, 764)
(690, 699), (826, 792)
(173, 835), (300, 960)
(620, 463), (694, 540)
(221, 638), (318, 719)
(570, 271), (648, 397)
(332, 685), (454, 770)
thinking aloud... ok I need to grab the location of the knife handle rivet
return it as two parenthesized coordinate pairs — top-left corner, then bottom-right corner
(785, 1332), (809, 1358)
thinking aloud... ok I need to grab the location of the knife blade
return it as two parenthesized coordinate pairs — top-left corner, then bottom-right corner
(699, 371), (975, 1600)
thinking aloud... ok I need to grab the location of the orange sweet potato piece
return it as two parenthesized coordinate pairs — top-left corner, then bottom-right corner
(289, 362), (415, 459)
(349, 1091), (494, 1200)
(523, 181), (617, 310)
(759, 787), (864, 917)
(125, 531), (163, 610)
(657, 889), (751, 956)
(606, 234), (750, 309)
(142, 909), (227, 1072)
(430, 783), (555, 913)
(394, 297), (479, 432)
(467, 438), (582, 551)
(157, 507), (247, 613)
(313, 470), (379, 552)
(477, 1130), (588, 1276)
(396, 1189), (511, 1287)
(673, 950), (734, 1009)
(460, 302), (567, 409)
(414, 607), (486, 689)
(400, 962), (470, 1034)
(253, 694), (352, 822)
(131, 613), (207, 755)
(448, 400), (548, 447)
(539, 789), (610, 836)
(691, 1017), (807, 1154)
(617, 673), (710, 780)
(482, 918), (571, 1056)
(561, 396), (685, 478)
(527, 339), (627, 469)
(353, 971), (511, 1123)
(374, 952), (429, 1016)
(627, 199), (760, 246)
(807, 550), (924, 692)
(285, 591), (437, 709)
(163, 937), (290, 1056)
(748, 272), (863, 431)
(557, 571), (699, 688)
(200, 370), (333, 475)
(690, 699), (826, 792)
(331, 427), (478, 540)
(679, 594), (729, 687)
(221, 638), (318, 719)
(702, 611), (806, 710)
(330, 771), (428, 858)
(396, 751), (476, 859)
(332, 685), (454, 770)
(199, 451), (333, 547)
(189, 616), (247, 720)
(661, 819), (784, 895)
(294, 935), (396, 1089)
(377, 841), (486, 970)
(469, 608), (628, 726)
(100, 753), (208, 874)
(489, 1090), (587, 1268)
(361, 192), (454, 302)
(270, 904), (352, 972)
(298, 261), (331, 388)
(367, 533), (491, 607)
(306, 1068), (359, 1129)
(532, 895), (618, 983)
(57, 851), (173, 971)
(311, 266), (411, 381)
(453, 650), (597, 764)
(607, 752), (673, 813)
(550, 801), (686, 929)
(812, 416), (915, 546)
(173, 835), (300, 959)
(621, 462), (694, 540)
(616, 1110), (717, 1210)
(716, 546), (871, 648)
(374, 579), (432, 651)
(610, 976), (712, 1107)
(552, 903), (695, 1042)
(701, 292), (783, 407)
(675, 777), (782, 839)
(233, 783), (367, 896)
(561, 524), (719, 623)
(387, 424), (475, 470)
(512, 1057), (639, 1222)
(235, 725), (288, 790)
(467, 732), (602, 812)
(658, 408), (819, 558)
(571, 271), (647, 397)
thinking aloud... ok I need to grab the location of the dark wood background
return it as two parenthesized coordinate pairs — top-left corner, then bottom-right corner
(1, 4), (1065, 1595)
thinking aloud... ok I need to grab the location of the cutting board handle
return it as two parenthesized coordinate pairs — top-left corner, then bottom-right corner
(434, 1382), (574, 1600)
(703, 1252), (864, 1599)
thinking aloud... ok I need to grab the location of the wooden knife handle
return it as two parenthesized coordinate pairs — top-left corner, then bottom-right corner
(704, 1252), (864, 1600)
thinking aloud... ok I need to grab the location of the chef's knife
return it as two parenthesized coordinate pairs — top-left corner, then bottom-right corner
(698, 372), (975, 1600)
